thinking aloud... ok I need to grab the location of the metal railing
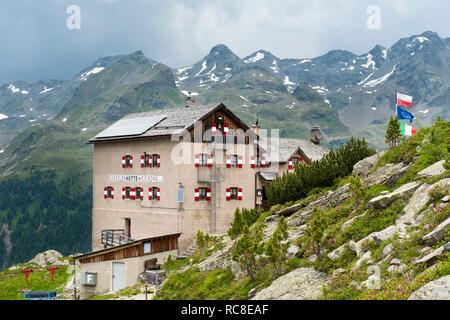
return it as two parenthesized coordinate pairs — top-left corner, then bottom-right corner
(101, 229), (134, 248)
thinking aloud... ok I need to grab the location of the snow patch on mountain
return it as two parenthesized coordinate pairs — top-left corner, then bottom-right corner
(195, 61), (208, 77)
(80, 66), (105, 81)
(362, 54), (376, 69)
(363, 64), (398, 88)
(244, 52), (264, 64)
(39, 87), (54, 95)
(0, 114), (8, 121)
(270, 60), (280, 73)
(181, 90), (199, 97)
(8, 84), (28, 94)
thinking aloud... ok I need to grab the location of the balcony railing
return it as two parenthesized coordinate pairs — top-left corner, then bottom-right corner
(101, 229), (134, 248)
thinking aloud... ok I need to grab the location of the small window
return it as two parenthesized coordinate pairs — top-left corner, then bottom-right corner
(136, 187), (143, 199)
(230, 155), (238, 167)
(125, 155), (132, 167)
(152, 154), (158, 167)
(152, 187), (159, 199)
(291, 157), (300, 165)
(200, 154), (208, 167)
(125, 187), (131, 199)
(199, 188), (208, 200)
(230, 187), (238, 200)
(144, 242), (152, 254)
(107, 186), (114, 198)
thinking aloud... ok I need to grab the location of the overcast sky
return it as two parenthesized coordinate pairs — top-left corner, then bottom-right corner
(1, 0), (449, 84)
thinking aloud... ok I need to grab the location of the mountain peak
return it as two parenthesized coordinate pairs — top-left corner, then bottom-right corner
(209, 44), (234, 56)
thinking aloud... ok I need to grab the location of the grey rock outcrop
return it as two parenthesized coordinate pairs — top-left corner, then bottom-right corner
(28, 250), (63, 267)
(422, 217), (450, 246)
(417, 160), (446, 178)
(368, 182), (420, 209)
(408, 275), (450, 300)
(251, 268), (327, 300)
(364, 163), (410, 187)
(353, 154), (380, 177)
(415, 242), (450, 266)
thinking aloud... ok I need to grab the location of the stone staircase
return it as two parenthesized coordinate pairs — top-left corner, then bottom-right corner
(180, 242), (199, 257)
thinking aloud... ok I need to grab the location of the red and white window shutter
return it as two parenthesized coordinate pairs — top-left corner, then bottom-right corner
(137, 187), (144, 200)
(211, 122), (217, 133)
(148, 187), (153, 200)
(194, 154), (200, 168)
(226, 155), (232, 168)
(288, 160), (294, 171)
(157, 154), (161, 168)
(104, 187), (114, 199)
(122, 187), (126, 200)
(194, 188), (200, 202)
(156, 187), (161, 201)
(207, 154), (213, 168)
(237, 156), (243, 168)
(238, 187), (243, 201)
(140, 155), (145, 168)
(130, 187), (136, 200)
(122, 156), (126, 168)
(206, 188), (212, 201)
(224, 122), (229, 135)
(250, 156), (256, 169)
(226, 188), (231, 201)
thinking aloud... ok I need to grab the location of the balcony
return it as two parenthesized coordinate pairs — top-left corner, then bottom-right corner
(101, 229), (134, 248)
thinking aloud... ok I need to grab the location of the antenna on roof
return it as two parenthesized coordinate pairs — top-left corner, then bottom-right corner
(184, 92), (197, 108)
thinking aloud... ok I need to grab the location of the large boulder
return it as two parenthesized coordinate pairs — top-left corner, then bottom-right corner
(417, 160), (446, 179)
(353, 154), (380, 177)
(368, 182), (420, 209)
(423, 217), (450, 246)
(251, 268), (327, 300)
(328, 244), (347, 261)
(408, 275), (450, 300)
(364, 163), (410, 187)
(28, 250), (63, 268)
(350, 225), (399, 256)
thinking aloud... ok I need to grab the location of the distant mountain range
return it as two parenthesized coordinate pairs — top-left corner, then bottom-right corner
(0, 31), (449, 267)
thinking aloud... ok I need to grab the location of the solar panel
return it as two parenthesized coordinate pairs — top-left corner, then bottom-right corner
(94, 115), (166, 138)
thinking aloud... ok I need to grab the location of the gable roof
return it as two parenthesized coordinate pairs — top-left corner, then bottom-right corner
(267, 138), (329, 163)
(89, 103), (250, 143)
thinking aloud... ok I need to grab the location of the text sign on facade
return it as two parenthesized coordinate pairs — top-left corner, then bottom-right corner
(109, 175), (164, 183)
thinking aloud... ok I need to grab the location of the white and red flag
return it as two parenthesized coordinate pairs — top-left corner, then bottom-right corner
(397, 92), (414, 108)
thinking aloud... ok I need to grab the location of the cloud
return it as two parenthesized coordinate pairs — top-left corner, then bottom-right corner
(0, 0), (449, 83)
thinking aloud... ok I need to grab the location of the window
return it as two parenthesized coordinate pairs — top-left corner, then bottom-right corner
(104, 186), (114, 199)
(195, 187), (211, 201)
(200, 154), (208, 167)
(136, 187), (143, 200)
(230, 155), (238, 167)
(144, 242), (152, 254)
(125, 187), (131, 199)
(149, 187), (161, 201)
(291, 157), (300, 164)
(199, 188), (208, 200)
(122, 155), (133, 168)
(230, 187), (238, 200)
(142, 153), (160, 168)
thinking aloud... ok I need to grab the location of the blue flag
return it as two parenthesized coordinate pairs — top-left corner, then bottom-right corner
(397, 107), (415, 123)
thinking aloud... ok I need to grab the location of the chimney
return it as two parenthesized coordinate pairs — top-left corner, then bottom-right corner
(184, 92), (197, 108)
(310, 126), (321, 145)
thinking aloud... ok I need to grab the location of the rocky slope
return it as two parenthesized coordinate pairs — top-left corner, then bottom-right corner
(157, 119), (450, 300)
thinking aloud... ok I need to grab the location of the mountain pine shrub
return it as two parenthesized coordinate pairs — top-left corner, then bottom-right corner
(267, 138), (375, 205)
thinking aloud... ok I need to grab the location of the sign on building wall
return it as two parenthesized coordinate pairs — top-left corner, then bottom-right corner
(109, 175), (164, 183)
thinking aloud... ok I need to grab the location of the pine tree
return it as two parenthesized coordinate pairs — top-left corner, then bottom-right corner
(231, 225), (264, 280)
(305, 208), (327, 258)
(265, 217), (289, 277)
(385, 115), (401, 148)
(228, 208), (245, 240)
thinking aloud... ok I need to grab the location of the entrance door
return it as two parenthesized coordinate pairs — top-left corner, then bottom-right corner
(112, 262), (125, 292)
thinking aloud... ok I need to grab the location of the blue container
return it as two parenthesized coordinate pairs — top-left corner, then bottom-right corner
(23, 291), (57, 300)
